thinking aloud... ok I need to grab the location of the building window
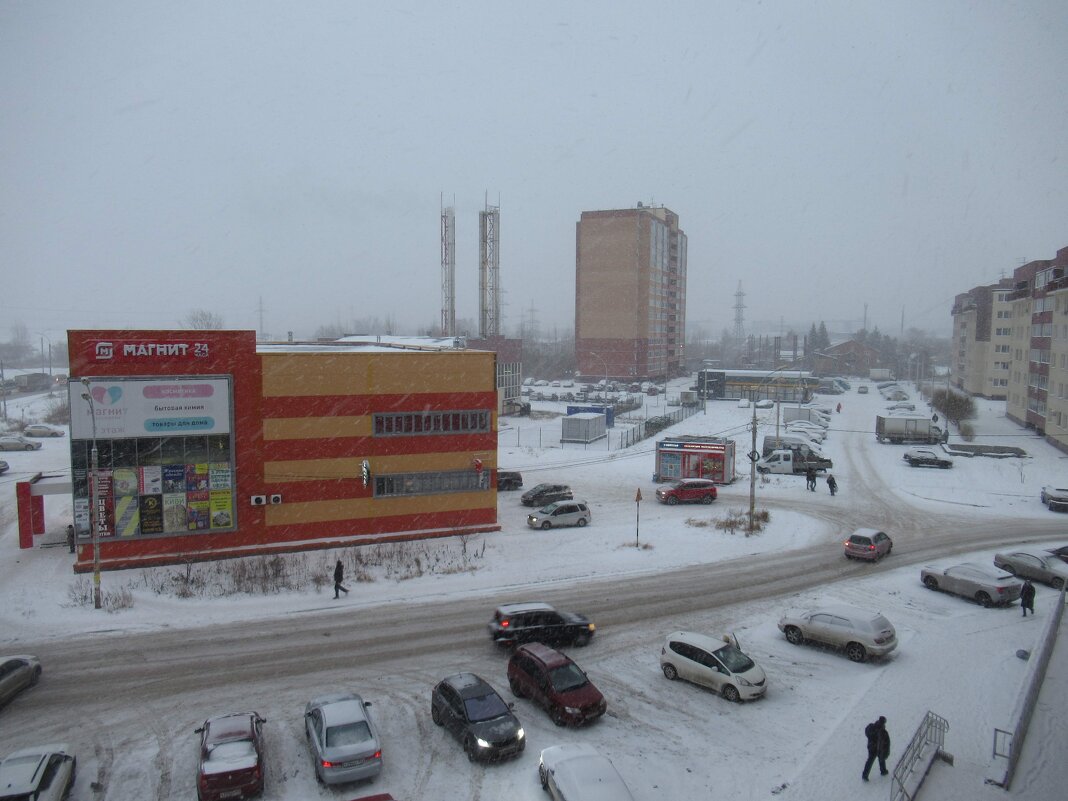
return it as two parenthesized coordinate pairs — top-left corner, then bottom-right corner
(373, 469), (485, 497)
(373, 410), (491, 436)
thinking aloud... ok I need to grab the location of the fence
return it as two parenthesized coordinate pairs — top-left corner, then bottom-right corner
(990, 583), (1067, 789)
(500, 404), (701, 451)
(890, 711), (950, 801)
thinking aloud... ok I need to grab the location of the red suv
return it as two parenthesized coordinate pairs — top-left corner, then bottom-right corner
(507, 643), (606, 727)
(655, 478), (717, 505)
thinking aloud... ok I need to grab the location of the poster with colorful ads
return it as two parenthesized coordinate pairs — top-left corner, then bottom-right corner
(113, 468), (138, 497)
(139, 465), (163, 496)
(162, 464), (186, 494)
(139, 494), (164, 534)
(209, 490), (233, 529)
(112, 494), (139, 537)
(163, 493), (187, 533)
(187, 491), (210, 530)
(186, 464), (209, 492)
(94, 469), (115, 538)
(209, 464), (231, 490)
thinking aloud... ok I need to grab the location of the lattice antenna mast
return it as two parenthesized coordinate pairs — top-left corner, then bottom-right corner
(440, 197), (456, 336)
(732, 280), (747, 344)
(479, 196), (500, 338)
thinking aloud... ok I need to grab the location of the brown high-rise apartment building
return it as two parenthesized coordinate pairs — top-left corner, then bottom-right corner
(575, 204), (687, 382)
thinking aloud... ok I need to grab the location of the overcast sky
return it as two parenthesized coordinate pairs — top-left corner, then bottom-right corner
(2, 1), (1066, 345)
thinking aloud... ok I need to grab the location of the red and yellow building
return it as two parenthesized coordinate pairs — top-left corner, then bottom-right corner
(61, 330), (500, 571)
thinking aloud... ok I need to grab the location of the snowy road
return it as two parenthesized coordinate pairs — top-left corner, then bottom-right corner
(1, 386), (1065, 799)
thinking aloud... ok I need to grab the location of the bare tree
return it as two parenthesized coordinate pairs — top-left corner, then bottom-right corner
(182, 309), (225, 329)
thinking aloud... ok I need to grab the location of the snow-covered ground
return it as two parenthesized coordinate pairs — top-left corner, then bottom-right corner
(1, 377), (1065, 800)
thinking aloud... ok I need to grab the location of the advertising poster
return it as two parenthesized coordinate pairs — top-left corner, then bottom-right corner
(113, 494), (139, 537)
(95, 470), (115, 538)
(162, 464), (186, 494)
(139, 494), (164, 535)
(186, 464), (209, 492)
(74, 498), (90, 534)
(187, 491), (210, 531)
(209, 464), (231, 490)
(139, 465), (163, 496)
(209, 490), (233, 529)
(163, 493), (187, 533)
(113, 468), (139, 497)
(69, 377), (232, 440)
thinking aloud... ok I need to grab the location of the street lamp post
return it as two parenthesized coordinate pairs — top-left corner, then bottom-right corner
(749, 365), (799, 534)
(80, 378), (102, 609)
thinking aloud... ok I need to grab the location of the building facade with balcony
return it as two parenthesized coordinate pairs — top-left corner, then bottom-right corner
(575, 204), (687, 381)
(1006, 246), (1068, 451)
(950, 278), (1014, 399)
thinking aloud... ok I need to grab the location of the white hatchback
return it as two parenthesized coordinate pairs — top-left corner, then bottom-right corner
(660, 631), (767, 701)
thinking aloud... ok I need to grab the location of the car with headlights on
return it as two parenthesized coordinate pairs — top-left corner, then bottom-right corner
(538, 743), (636, 800)
(655, 478), (717, 505)
(488, 602), (596, 648)
(194, 711), (266, 801)
(520, 483), (573, 507)
(1040, 485), (1068, 511)
(920, 563), (1023, 607)
(843, 529), (893, 561)
(430, 673), (524, 762)
(660, 632), (766, 701)
(778, 605), (897, 662)
(0, 655), (43, 709)
(993, 551), (1068, 590)
(0, 435), (42, 451)
(23, 423), (65, 437)
(903, 447), (953, 468)
(526, 500), (591, 530)
(304, 692), (382, 785)
(507, 643), (606, 726)
(0, 743), (76, 801)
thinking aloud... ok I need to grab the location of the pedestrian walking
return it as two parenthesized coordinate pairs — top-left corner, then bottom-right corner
(1021, 579), (1036, 617)
(66, 524), (76, 554)
(333, 559), (350, 599)
(827, 473), (838, 496)
(805, 466), (817, 491)
(836, 402), (842, 413)
(862, 716), (891, 781)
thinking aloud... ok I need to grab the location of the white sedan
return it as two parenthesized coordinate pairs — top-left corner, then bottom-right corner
(538, 743), (635, 800)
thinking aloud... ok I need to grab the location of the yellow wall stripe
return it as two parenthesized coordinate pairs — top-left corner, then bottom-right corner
(265, 492), (494, 525)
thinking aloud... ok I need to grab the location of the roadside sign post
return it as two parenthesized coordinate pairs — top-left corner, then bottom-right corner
(635, 488), (642, 548)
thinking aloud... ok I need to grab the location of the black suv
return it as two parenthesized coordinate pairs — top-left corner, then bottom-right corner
(430, 673), (525, 762)
(488, 602), (596, 648)
(497, 470), (524, 491)
(520, 483), (573, 507)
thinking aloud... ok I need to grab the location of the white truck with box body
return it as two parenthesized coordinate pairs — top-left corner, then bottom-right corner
(756, 448), (833, 475)
(782, 406), (830, 426)
(875, 414), (946, 445)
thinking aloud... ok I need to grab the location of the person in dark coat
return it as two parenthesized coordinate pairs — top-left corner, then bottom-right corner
(66, 524), (76, 554)
(1020, 579), (1036, 617)
(827, 474), (838, 496)
(862, 716), (890, 780)
(333, 559), (349, 599)
(805, 466), (817, 492)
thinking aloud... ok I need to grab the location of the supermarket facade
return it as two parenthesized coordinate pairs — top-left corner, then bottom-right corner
(48, 330), (501, 571)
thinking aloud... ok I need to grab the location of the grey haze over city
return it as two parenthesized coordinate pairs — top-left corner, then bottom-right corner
(2, 0), (1066, 344)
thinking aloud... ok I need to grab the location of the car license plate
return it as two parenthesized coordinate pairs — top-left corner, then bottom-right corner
(220, 791), (241, 799)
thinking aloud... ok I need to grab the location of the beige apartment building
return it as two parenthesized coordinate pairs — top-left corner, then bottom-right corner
(575, 204), (687, 381)
(950, 279), (1014, 399)
(1005, 246), (1068, 453)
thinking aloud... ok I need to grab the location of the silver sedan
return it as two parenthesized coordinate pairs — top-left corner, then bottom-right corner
(993, 551), (1068, 590)
(0, 654), (42, 707)
(304, 692), (383, 785)
(921, 563), (1023, 607)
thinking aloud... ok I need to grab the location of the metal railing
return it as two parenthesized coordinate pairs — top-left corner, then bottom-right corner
(890, 711), (949, 801)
